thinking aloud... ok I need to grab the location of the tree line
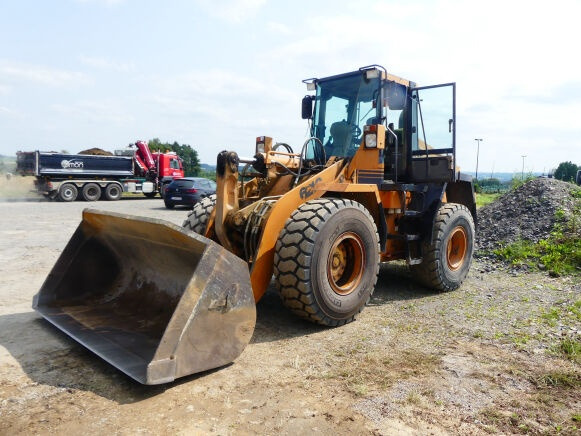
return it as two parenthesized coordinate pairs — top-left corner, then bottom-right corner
(147, 138), (201, 177)
(554, 161), (578, 183)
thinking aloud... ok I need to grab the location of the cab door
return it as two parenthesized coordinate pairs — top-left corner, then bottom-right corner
(410, 83), (456, 182)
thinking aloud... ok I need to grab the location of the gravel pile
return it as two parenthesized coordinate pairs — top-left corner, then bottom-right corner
(476, 178), (578, 251)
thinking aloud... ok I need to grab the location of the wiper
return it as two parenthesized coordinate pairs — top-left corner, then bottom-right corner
(359, 106), (375, 124)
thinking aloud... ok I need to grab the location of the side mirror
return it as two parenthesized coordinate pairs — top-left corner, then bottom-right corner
(301, 95), (313, 119)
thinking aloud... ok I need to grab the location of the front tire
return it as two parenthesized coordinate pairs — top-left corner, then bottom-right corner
(182, 194), (216, 234)
(412, 203), (475, 291)
(274, 198), (379, 326)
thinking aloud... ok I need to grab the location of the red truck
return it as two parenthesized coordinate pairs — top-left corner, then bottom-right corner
(16, 141), (184, 201)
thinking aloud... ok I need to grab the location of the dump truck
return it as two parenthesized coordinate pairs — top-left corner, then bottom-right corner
(33, 65), (476, 384)
(16, 141), (184, 201)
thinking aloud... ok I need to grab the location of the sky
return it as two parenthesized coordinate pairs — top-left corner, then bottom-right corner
(1, 0), (580, 174)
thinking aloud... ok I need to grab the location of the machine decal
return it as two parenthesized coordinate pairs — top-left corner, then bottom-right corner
(299, 177), (323, 199)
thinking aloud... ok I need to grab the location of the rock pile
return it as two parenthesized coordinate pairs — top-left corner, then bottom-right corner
(476, 178), (579, 251)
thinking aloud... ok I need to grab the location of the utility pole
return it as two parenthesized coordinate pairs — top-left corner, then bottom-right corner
(474, 138), (483, 180)
(521, 155), (527, 180)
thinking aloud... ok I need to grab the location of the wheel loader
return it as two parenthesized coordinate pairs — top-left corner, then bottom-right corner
(33, 65), (476, 384)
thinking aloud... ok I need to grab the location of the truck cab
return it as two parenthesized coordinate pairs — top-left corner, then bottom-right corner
(303, 66), (458, 185)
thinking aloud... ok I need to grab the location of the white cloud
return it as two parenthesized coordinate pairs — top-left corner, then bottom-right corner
(0, 106), (15, 115)
(266, 21), (291, 35)
(51, 100), (134, 125)
(0, 61), (90, 87)
(79, 55), (135, 72)
(158, 68), (293, 98)
(194, 0), (267, 23)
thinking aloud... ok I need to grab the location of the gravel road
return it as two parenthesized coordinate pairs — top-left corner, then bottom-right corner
(0, 189), (579, 435)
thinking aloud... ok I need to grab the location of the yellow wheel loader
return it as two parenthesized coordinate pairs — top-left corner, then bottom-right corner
(33, 65), (476, 384)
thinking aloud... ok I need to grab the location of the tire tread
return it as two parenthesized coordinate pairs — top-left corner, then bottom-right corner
(412, 203), (474, 292)
(274, 198), (379, 326)
(182, 194), (217, 234)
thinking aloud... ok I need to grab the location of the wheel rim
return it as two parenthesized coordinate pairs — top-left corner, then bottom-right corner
(327, 232), (365, 295)
(62, 186), (74, 200)
(447, 226), (467, 271)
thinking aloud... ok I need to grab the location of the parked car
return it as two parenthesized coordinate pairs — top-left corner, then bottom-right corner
(164, 177), (216, 209)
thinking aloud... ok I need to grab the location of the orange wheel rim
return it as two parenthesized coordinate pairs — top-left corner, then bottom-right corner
(327, 232), (365, 295)
(447, 226), (467, 271)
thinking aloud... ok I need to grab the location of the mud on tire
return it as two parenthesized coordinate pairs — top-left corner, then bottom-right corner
(182, 194), (216, 234)
(412, 203), (475, 292)
(274, 198), (379, 327)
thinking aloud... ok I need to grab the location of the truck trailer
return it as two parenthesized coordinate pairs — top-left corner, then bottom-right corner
(16, 141), (184, 201)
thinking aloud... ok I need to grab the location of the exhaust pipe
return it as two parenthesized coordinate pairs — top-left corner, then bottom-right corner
(33, 209), (256, 384)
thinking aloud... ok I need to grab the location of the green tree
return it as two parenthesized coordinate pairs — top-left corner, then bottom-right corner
(477, 177), (504, 193)
(554, 161), (578, 182)
(147, 138), (201, 176)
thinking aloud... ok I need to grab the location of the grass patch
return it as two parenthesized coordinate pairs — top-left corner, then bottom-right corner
(478, 369), (581, 434)
(475, 192), (501, 208)
(554, 337), (581, 362)
(325, 348), (441, 396)
(494, 233), (581, 277)
(532, 371), (581, 388)
(494, 192), (581, 276)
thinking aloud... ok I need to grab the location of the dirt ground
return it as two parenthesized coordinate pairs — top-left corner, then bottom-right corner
(0, 177), (579, 435)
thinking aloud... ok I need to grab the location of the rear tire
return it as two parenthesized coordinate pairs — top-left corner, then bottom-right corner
(274, 198), (379, 326)
(182, 194), (216, 234)
(164, 201), (175, 209)
(411, 203), (475, 291)
(58, 183), (78, 202)
(104, 183), (122, 201)
(82, 183), (101, 202)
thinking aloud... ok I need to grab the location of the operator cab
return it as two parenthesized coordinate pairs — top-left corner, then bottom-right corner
(302, 65), (457, 184)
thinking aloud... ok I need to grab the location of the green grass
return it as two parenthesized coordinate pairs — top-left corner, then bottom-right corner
(495, 235), (580, 276)
(554, 337), (581, 362)
(533, 371), (581, 388)
(494, 196), (581, 276)
(475, 192), (501, 208)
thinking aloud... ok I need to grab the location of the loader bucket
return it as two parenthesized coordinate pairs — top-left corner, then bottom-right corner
(32, 209), (256, 385)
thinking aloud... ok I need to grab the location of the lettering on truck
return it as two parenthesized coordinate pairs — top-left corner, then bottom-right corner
(60, 159), (84, 169)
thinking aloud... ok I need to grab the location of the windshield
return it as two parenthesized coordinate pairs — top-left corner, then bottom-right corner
(312, 72), (381, 158)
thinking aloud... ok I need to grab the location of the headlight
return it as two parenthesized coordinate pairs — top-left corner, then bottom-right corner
(365, 133), (377, 148)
